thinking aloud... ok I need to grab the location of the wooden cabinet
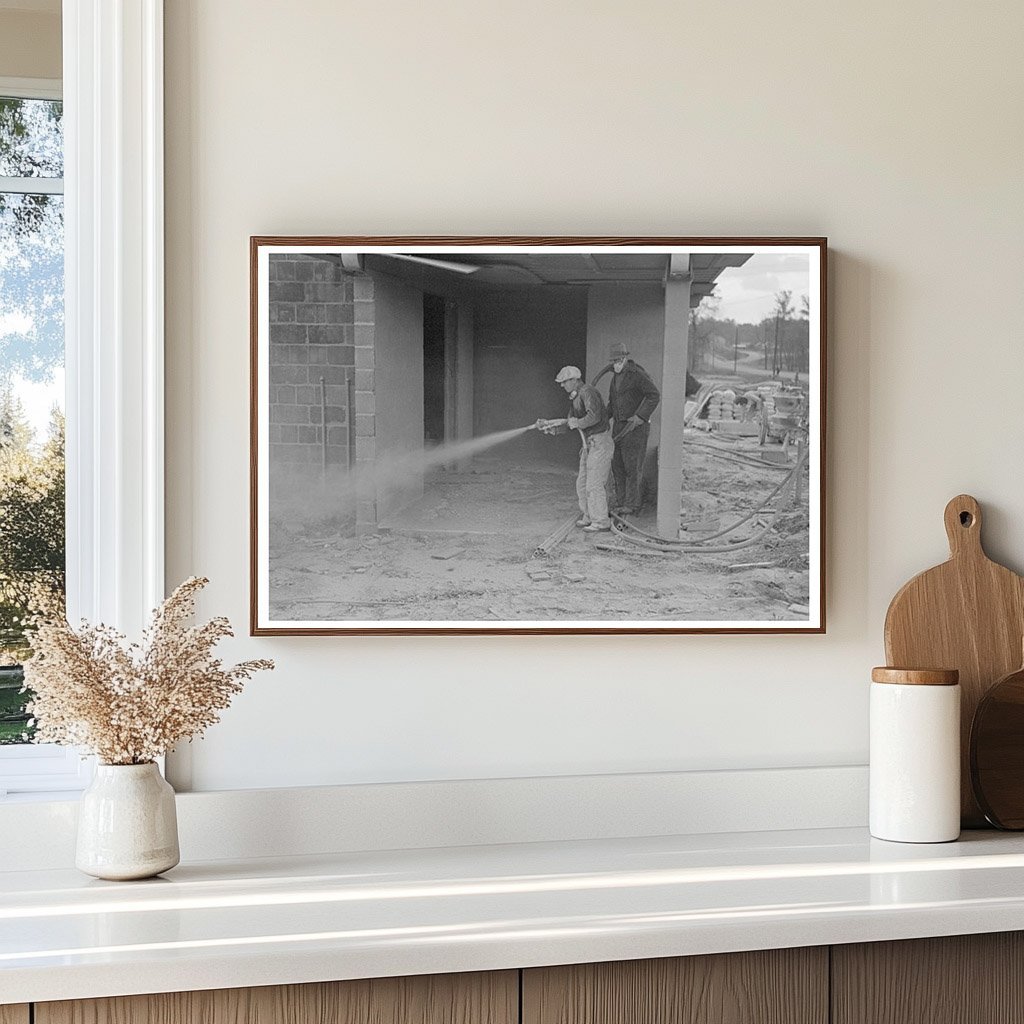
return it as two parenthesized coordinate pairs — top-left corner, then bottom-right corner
(35, 972), (517, 1024)
(522, 948), (828, 1024)
(832, 932), (1024, 1024)
(16, 933), (1024, 1024)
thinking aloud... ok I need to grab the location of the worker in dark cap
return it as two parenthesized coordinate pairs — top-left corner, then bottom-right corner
(602, 342), (660, 515)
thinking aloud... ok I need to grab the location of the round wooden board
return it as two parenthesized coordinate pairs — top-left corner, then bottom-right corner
(971, 664), (1024, 829)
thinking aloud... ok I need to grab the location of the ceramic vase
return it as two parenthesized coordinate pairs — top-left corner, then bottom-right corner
(76, 762), (180, 880)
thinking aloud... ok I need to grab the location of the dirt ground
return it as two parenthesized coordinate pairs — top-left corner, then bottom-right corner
(268, 430), (811, 625)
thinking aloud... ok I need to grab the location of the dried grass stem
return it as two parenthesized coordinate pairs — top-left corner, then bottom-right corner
(23, 577), (273, 765)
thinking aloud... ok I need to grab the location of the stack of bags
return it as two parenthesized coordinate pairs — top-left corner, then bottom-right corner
(707, 389), (737, 421)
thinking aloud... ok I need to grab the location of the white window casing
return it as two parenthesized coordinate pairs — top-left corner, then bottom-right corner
(0, 1), (165, 797)
(63, 0), (164, 633)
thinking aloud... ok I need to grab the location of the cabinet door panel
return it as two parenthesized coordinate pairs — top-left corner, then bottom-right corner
(523, 949), (827, 1024)
(832, 933), (1024, 1024)
(36, 971), (517, 1024)
(0, 1007), (29, 1024)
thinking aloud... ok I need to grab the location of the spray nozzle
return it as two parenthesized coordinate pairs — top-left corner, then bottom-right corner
(534, 418), (568, 435)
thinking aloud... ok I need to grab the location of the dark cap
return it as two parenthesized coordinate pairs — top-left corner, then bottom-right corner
(610, 342), (629, 360)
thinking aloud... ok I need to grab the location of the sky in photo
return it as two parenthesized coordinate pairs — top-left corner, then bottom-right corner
(712, 253), (811, 325)
(0, 278), (64, 445)
(14, 366), (63, 441)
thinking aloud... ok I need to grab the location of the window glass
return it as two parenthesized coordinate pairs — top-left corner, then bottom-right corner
(0, 96), (65, 746)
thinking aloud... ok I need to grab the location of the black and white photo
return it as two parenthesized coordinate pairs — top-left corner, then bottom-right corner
(251, 238), (825, 634)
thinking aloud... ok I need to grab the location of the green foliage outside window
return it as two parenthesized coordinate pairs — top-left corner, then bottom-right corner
(0, 95), (65, 744)
(0, 396), (65, 743)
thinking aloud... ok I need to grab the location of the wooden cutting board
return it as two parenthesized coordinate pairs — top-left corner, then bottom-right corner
(884, 494), (1024, 827)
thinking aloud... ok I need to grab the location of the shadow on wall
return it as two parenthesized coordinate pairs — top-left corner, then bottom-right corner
(827, 249), (870, 634)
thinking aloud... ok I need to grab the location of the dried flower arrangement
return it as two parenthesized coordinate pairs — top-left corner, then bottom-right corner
(23, 577), (273, 765)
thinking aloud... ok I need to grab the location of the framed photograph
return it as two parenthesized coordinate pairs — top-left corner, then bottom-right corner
(250, 237), (826, 635)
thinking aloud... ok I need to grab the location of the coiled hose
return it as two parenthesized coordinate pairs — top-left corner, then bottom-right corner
(609, 446), (808, 553)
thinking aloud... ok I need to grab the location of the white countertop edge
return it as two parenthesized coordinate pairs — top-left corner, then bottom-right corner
(9, 901), (1024, 1006)
(5, 825), (1024, 1005)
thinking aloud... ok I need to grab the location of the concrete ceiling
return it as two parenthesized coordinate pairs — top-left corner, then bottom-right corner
(373, 251), (752, 307)
(412, 252), (670, 285)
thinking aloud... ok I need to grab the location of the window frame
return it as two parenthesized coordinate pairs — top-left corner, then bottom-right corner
(0, 76), (61, 101)
(0, 0), (165, 800)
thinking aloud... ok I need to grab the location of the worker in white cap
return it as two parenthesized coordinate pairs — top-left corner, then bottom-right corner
(554, 365), (613, 532)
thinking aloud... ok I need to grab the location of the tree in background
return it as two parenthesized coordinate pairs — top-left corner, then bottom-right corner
(791, 293), (811, 381)
(771, 290), (794, 377)
(679, 288), (811, 382)
(0, 396), (64, 740)
(687, 293), (721, 372)
(756, 321), (770, 370)
(0, 393), (65, 662)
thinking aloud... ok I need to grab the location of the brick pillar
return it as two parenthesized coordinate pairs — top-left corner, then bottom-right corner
(267, 254), (355, 471)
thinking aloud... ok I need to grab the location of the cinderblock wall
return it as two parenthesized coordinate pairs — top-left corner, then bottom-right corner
(267, 254), (357, 468)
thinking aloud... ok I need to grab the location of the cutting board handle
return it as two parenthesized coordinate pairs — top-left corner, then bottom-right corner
(944, 494), (983, 559)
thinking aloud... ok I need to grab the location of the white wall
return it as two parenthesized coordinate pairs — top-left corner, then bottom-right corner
(164, 0), (1024, 791)
(0, 8), (61, 80)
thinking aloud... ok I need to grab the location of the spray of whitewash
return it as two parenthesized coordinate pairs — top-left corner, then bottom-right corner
(270, 424), (537, 534)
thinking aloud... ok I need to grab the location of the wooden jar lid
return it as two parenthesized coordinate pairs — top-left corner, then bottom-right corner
(871, 667), (960, 686)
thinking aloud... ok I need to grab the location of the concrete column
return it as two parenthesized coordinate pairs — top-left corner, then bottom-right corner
(586, 283), (665, 449)
(443, 299), (458, 446)
(657, 254), (692, 539)
(455, 299), (474, 471)
(352, 272), (377, 530)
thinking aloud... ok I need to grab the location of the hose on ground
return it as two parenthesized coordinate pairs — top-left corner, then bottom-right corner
(686, 437), (794, 471)
(609, 447), (807, 551)
(609, 517), (780, 555)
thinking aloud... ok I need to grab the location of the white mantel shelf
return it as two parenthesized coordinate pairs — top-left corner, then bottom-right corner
(5, 826), (1024, 1004)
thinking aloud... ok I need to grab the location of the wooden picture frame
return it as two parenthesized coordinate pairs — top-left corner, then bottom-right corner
(250, 237), (826, 635)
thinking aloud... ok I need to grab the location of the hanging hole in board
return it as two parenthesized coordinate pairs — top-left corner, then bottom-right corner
(960, 511), (973, 527)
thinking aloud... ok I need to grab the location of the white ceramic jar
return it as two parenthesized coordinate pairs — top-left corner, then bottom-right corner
(76, 762), (180, 880)
(870, 667), (961, 843)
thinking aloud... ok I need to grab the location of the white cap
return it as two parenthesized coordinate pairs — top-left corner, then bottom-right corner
(555, 365), (582, 384)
